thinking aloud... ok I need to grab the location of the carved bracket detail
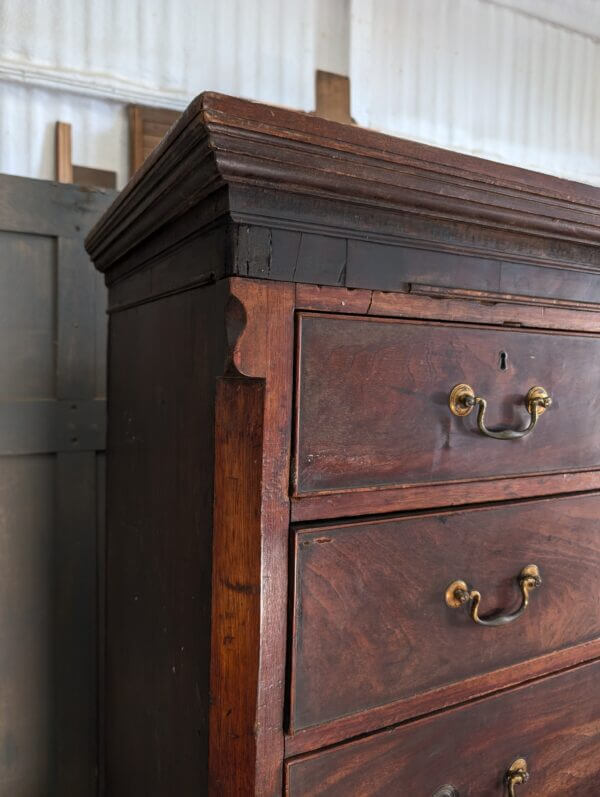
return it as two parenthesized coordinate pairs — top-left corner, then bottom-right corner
(223, 278), (270, 379)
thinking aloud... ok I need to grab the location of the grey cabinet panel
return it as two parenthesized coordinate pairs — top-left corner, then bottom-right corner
(0, 173), (115, 796)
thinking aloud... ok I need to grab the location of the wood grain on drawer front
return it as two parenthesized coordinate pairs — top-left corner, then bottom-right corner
(286, 659), (600, 796)
(289, 493), (600, 732)
(293, 313), (600, 497)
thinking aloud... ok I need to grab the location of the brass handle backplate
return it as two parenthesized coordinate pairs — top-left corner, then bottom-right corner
(449, 384), (552, 439)
(445, 565), (542, 626)
(506, 757), (529, 795)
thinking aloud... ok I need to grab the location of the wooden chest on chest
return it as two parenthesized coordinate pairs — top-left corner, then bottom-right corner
(86, 93), (600, 795)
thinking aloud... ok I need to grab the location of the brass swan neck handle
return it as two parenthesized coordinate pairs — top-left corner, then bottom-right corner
(445, 565), (542, 627)
(449, 384), (552, 440)
(506, 758), (530, 796)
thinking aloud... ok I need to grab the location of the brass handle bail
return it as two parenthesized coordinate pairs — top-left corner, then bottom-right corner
(449, 384), (552, 440)
(445, 565), (542, 626)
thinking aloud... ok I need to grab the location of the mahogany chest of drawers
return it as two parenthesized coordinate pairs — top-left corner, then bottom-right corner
(86, 93), (600, 795)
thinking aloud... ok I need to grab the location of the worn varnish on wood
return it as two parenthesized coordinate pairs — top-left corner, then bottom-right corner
(290, 493), (600, 732)
(85, 93), (600, 794)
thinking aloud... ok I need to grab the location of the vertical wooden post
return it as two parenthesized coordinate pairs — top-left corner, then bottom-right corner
(128, 106), (144, 178)
(315, 70), (352, 124)
(55, 122), (73, 184)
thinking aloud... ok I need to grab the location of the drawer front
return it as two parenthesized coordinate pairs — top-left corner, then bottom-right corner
(289, 493), (600, 731)
(286, 660), (600, 795)
(294, 313), (600, 496)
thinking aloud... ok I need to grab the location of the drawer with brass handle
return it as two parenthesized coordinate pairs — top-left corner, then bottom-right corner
(292, 312), (600, 520)
(288, 492), (600, 735)
(286, 659), (600, 795)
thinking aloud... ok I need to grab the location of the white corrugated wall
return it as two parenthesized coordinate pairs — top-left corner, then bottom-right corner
(0, 0), (348, 187)
(0, 83), (130, 185)
(0, 0), (598, 187)
(350, 0), (600, 184)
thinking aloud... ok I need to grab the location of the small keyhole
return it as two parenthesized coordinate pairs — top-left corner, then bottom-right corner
(499, 351), (508, 371)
